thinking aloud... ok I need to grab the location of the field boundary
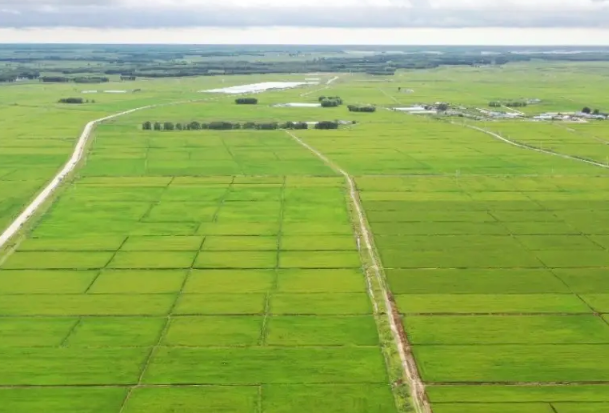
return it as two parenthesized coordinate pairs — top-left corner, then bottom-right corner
(285, 130), (431, 413)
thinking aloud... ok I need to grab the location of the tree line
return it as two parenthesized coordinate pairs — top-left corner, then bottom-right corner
(489, 101), (528, 108)
(40, 76), (110, 83)
(348, 105), (376, 113)
(58, 98), (95, 104)
(236, 98), (258, 105)
(142, 121), (339, 131)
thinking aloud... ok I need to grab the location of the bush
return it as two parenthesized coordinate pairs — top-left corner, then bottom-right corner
(142, 121), (152, 130)
(163, 122), (175, 131)
(153, 122), (162, 131)
(236, 98), (258, 105)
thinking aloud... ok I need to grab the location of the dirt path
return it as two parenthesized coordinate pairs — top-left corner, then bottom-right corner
(285, 130), (431, 413)
(326, 75), (340, 85)
(456, 122), (609, 170)
(0, 98), (210, 250)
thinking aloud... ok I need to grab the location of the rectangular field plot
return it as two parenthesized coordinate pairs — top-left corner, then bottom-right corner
(262, 384), (398, 413)
(0, 347), (148, 385)
(108, 252), (196, 269)
(0, 318), (76, 347)
(163, 316), (263, 346)
(194, 251), (278, 269)
(270, 293), (372, 315)
(18, 236), (126, 251)
(1, 252), (113, 269)
(143, 347), (388, 384)
(276, 269), (366, 293)
(88, 270), (187, 293)
(280, 251), (361, 268)
(184, 269), (275, 293)
(553, 269), (609, 293)
(122, 386), (258, 413)
(266, 316), (379, 346)
(404, 315), (609, 344)
(203, 236), (278, 251)
(0, 387), (126, 413)
(386, 269), (569, 294)
(414, 345), (609, 382)
(427, 384), (609, 403)
(432, 403), (554, 413)
(280, 236), (356, 251)
(394, 294), (591, 314)
(66, 317), (165, 347)
(121, 236), (204, 251)
(174, 294), (267, 315)
(0, 295), (174, 316)
(0, 270), (97, 294)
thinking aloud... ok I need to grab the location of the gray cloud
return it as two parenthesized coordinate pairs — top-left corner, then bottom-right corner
(1, 1), (608, 29)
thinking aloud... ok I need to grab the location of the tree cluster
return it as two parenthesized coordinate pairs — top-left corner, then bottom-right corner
(314, 121), (339, 130)
(348, 105), (376, 113)
(319, 96), (343, 108)
(582, 107), (605, 116)
(142, 121), (311, 131)
(120, 75), (137, 81)
(235, 98), (258, 105)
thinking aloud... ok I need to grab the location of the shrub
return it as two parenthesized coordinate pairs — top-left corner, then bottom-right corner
(153, 122), (162, 131)
(163, 122), (175, 131)
(142, 121), (152, 130)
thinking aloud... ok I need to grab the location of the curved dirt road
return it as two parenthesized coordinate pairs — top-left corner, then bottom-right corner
(0, 105), (155, 249)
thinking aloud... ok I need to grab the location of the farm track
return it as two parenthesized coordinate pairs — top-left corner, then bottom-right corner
(0, 98), (216, 250)
(456, 122), (609, 170)
(284, 130), (431, 413)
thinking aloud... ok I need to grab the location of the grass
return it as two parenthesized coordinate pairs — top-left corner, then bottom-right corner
(3, 64), (609, 412)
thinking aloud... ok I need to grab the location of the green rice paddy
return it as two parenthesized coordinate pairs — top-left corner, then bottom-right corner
(2, 63), (609, 412)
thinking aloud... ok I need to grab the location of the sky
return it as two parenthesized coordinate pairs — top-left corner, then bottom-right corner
(0, 0), (608, 45)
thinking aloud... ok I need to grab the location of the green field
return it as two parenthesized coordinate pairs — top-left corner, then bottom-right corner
(2, 61), (609, 412)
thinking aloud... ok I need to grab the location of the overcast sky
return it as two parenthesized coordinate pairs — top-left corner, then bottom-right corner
(0, 0), (608, 44)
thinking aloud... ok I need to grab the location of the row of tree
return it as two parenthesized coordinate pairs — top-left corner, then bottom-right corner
(489, 101), (528, 108)
(235, 98), (258, 105)
(57, 98), (94, 104)
(142, 121), (339, 131)
(0, 71), (40, 82)
(348, 105), (376, 113)
(40, 76), (110, 83)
